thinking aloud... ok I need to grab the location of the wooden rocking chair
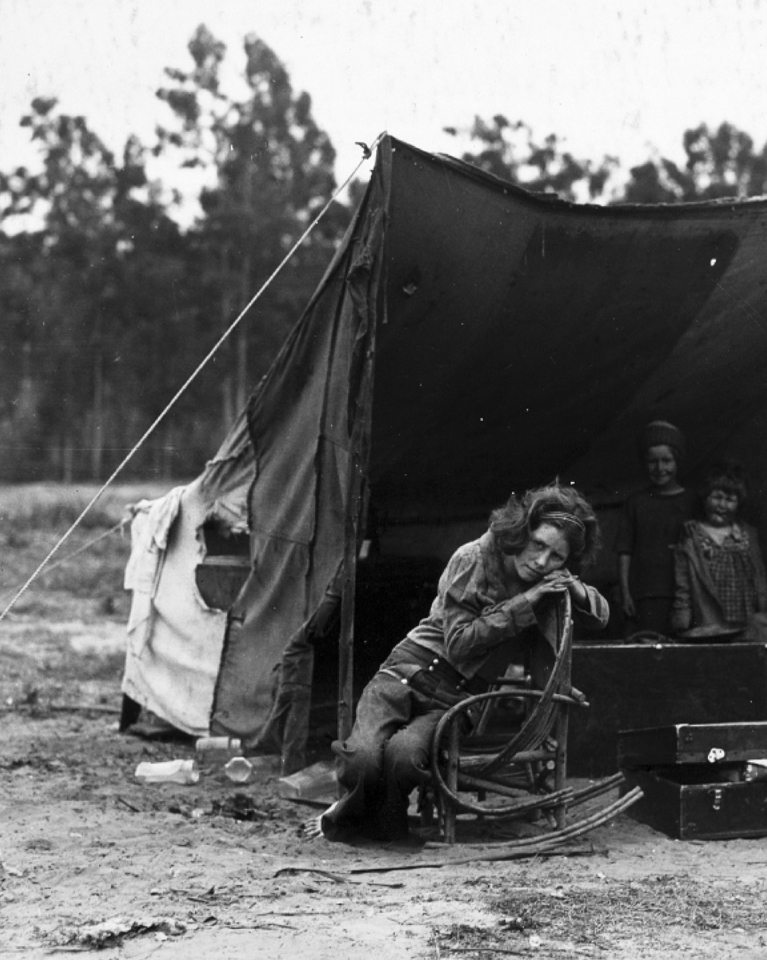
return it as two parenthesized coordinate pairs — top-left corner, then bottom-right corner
(426, 593), (640, 845)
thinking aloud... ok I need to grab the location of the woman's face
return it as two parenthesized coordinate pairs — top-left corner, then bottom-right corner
(513, 523), (570, 583)
(704, 488), (739, 527)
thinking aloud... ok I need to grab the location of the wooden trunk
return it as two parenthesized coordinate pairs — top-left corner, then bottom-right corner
(619, 721), (767, 840)
(569, 642), (767, 777)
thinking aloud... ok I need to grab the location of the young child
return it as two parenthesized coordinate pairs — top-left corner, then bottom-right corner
(616, 420), (696, 636)
(672, 461), (767, 637)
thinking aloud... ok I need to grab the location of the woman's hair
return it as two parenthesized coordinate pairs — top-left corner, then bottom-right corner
(698, 460), (748, 510)
(489, 482), (601, 574)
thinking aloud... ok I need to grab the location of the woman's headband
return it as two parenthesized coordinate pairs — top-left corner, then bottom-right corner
(539, 511), (586, 533)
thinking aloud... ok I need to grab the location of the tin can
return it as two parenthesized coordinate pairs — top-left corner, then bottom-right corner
(195, 736), (243, 761)
(224, 757), (253, 783)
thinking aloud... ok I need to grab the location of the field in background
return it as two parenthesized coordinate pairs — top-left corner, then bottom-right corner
(0, 481), (178, 528)
(0, 481), (178, 623)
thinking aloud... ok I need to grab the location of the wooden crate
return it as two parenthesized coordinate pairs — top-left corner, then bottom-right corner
(618, 721), (767, 840)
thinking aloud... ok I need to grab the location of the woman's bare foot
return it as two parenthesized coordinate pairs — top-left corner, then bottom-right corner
(299, 799), (340, 839)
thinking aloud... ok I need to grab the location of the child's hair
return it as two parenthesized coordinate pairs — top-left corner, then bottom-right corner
(639, 420), (685, 463)
(489, 482), (601, 574)
(698, 460), (748, 509)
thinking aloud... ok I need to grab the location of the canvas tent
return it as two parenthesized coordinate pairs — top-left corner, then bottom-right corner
(123, 134), (767, 745)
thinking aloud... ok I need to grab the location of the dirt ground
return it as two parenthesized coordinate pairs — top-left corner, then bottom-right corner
(1, 500), (767, 958)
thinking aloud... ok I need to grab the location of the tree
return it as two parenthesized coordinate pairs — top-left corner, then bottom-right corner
(622, 122), (767, 204)
(155, 25), (350, 425)
(445, 115), (618, 202)
(0, 98), (188, 481)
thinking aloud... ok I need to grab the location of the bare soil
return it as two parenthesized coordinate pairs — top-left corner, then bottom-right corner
(1, 505), (766, 958)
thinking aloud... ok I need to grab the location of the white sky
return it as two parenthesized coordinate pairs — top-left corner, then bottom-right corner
(2, 0), (767, 214)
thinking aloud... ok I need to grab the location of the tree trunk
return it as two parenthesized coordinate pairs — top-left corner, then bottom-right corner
(220, 245), (236, 433)
(162, 423), (174, 478)
(62, 431), (74, 484)
(235, 249), (252, 414)
(90, 350), (104, 481)
(62, 357), (75, 483)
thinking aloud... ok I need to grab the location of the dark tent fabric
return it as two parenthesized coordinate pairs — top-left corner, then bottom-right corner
(199, 135), (767, 742)
(209, 164), (387, 737)
(372, 141), (767, 516)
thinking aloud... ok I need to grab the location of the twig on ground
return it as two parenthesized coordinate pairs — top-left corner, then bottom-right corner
(439, 948), (526, 956)
(274, 865), (404, 887)
(116, 796), (140, 812)
(249, 911), (325, 917)
(218, 920), (296, 930)
(39, 949), (90, 954)
(350, 843), (598, 874)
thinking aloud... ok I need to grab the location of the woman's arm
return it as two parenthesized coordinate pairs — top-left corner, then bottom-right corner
(443, 587), (538, 667)
(438, 547), (541, 668)
(573, 580), (610, 627)
(553, 571), (610, 627)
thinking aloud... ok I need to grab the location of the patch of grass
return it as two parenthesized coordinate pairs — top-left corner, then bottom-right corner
(0, 482), (181, 617)
(490, 875), (765, 946)
(0, 482), (179, 530)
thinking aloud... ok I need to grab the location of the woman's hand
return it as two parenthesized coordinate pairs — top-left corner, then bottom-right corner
(523, 570), (589, 609)
(523, 571), (570, 607)
(557, 570), (590, 608)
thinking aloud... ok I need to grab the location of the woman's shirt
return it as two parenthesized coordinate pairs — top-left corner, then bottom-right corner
(404, 530), (609, 678)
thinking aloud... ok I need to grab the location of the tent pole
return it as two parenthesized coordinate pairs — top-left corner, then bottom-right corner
(337, 458), (363, 743)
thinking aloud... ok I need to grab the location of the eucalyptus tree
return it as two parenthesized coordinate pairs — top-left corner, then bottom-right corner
(445, 114), (618, 202)
(0, 98), (187, 481)
(156, 25), (349, 425)
(623, 122), (767, 204)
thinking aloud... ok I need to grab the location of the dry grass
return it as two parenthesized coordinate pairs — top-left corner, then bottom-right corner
(0, 481), (178, 529)
(437, 873), (766, 955)
(0, 481), (180, 621)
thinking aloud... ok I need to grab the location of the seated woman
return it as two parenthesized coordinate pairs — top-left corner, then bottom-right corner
(315, 482), (609, 844)
(671, 461), (767, 639)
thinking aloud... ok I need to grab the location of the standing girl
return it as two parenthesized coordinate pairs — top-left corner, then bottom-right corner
(672, 461), (767, 637)
(616, 420), (695, 636)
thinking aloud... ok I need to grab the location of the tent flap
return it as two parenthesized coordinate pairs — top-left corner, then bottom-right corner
(209, 150), (389, 742)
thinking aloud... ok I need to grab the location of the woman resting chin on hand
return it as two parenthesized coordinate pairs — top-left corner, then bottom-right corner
(310, 482), (609, 845)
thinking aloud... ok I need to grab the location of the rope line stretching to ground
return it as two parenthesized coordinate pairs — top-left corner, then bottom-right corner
(0, 135), (385, 625)
(0, 518), (128, 610)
